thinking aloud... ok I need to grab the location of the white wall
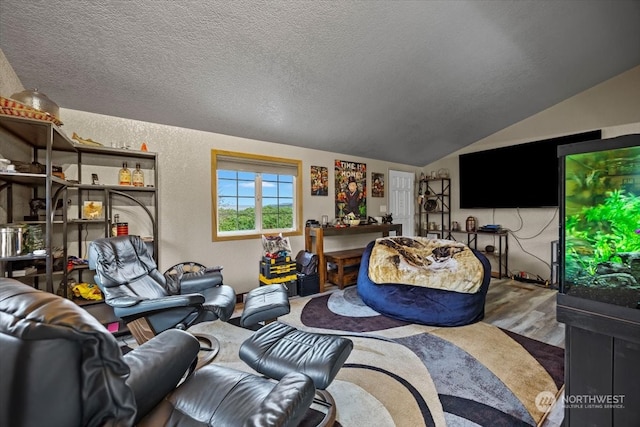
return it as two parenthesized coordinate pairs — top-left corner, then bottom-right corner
(425, 65), (640, 281)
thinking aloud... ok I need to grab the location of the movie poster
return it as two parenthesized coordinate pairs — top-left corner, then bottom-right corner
(335, 160), (366, 219)
(371, 172), (384, 197)
(310, 165), (328, 196)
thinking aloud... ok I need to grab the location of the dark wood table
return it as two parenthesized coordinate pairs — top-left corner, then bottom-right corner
(304, 223), (402, 292)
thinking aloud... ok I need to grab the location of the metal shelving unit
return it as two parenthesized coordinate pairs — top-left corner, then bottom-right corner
(417, 177), (451, 238)
(71, 147), (158, 264)
(0, 115), (71, 293)
(0, 115), (158, 298)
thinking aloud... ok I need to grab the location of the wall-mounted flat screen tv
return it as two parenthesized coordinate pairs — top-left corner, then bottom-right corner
(459, 130), (601, 209)
(559, 133), (640, 310)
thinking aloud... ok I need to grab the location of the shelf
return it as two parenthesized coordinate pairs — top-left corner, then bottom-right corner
(450, 229), (508, 236)
(70, 183), (156, 192)
(69, 219), (106, 224)
(0, 115), (76, 151)
(31, 270), (66, 278)
(9, 270), (66, 279)
(0, 253), (47, 262)
(17, 220), (65, 225)
(0, 171), (69, 186)
(73, 297), (105, 307)
(74, 144), (156, 159)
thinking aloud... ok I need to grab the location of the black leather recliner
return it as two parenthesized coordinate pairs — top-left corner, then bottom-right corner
(0, 278), (315, 427)
(87, 235), (237, 345)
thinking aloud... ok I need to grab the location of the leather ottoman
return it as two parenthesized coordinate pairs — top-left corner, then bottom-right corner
(240, 284), (291, 327)
(239, 321), (353, 426)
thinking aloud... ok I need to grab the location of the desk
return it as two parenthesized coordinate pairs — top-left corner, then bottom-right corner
(305, 223), (402, 292)
(450, 230), (508, 278)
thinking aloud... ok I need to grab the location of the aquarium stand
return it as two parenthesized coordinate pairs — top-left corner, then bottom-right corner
(557, 293), (640, 426)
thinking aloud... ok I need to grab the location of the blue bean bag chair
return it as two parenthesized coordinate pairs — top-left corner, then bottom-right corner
(357, 239), (491, 326)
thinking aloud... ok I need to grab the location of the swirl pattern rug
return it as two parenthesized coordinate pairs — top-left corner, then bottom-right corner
(192, 287), (563, 427)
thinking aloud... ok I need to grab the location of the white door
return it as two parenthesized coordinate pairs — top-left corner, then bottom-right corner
(388, 170), (414, 236)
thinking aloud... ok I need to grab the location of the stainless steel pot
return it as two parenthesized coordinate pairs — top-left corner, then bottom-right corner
(0, 225), (25, 257)
(10, 88), (60, 120)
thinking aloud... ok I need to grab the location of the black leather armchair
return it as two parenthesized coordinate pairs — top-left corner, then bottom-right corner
(87, 235), (236, 346)
(0, 278), (315, 427)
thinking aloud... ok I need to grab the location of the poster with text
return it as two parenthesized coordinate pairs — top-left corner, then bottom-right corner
(335, 159), (366, 219)
(372, 172), (384, 197)
(310, 165), (329, 196)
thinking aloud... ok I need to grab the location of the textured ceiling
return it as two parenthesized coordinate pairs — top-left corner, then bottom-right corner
(1, 1), (640, 166)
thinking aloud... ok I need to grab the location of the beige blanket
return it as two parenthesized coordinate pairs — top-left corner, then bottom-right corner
(368, 236), (483, 293)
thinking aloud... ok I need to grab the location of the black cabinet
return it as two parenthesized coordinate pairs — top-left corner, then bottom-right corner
(557, 294), (640, 426)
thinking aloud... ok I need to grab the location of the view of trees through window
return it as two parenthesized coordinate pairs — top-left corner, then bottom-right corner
(217, 170), (294, 232)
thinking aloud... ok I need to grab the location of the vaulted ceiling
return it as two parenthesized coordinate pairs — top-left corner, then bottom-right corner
(2, 1), (639, 166)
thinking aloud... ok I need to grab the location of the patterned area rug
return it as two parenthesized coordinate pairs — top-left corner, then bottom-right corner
(191, 287), (564, 427)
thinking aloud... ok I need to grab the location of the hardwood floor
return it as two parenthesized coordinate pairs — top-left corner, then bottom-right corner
(483, 278), (565, 427)
(483, 278), (565, 348)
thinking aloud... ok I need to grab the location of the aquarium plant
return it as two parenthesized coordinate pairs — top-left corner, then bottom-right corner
(565, 189), (640, 278)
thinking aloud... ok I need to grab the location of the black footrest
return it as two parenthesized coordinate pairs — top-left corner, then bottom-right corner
(239, 321), (353, 390)
(240, 285), (291, 327)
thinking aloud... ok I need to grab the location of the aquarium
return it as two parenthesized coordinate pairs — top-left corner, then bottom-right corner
(559, 134), (640, 310)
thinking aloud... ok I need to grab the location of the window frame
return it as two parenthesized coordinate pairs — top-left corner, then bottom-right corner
(211, 149), (303, 241)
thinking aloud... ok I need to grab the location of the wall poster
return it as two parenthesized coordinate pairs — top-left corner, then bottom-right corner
(310, 165), (329, 196)
(371, 172), (385, 197)
(335, 159), (366, 219)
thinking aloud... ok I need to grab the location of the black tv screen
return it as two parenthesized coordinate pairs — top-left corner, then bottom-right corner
(459, 130), (601, 209)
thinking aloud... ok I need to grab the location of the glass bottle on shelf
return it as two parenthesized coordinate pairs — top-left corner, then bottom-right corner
(132, 163), (144, 187)
(119, 162), (131, 186)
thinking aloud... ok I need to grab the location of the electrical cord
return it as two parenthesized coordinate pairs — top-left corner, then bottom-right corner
(508, 208), (525, 233)
(506, 229), (552, 272)
(510, 207), (559, 240)
(494, 207), (559, 281)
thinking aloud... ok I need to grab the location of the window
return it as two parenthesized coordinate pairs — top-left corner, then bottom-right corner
(211, 150), (302, 241)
